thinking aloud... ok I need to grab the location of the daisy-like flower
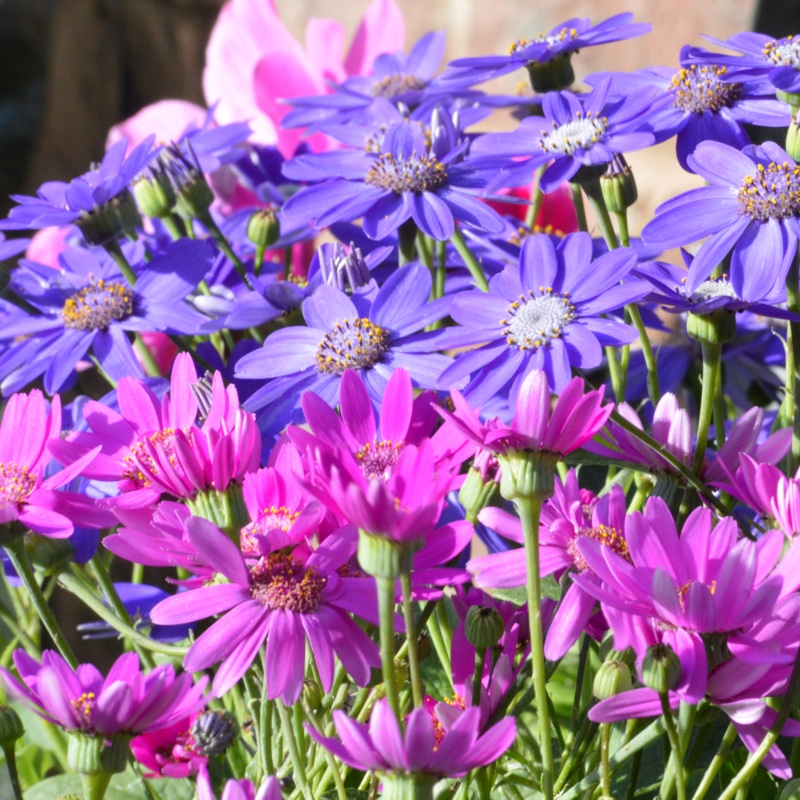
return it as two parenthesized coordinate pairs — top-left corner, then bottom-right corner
(0, 390), (115, 538)
(235, 263), (453, 413)
(443, 14), (650, 90)
(280, 115), (505, 242)
(307, 698), (517, 791)
(0, 650), (207, 737)
(0, 233), (29, 262)
(150, 517), (380, 702)
(470, 79), (655, 193)
(642, 140), (800, 301)
(436, 232), (647, 400)
(0, 239), (214, 395)
(0, 137), (158, 244)
(197, 764), (281, 800)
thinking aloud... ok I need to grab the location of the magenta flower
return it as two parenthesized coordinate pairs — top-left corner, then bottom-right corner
(731, 456), (800, 537)
(150, 517), (380, 703)
(130, 717), (207, 779)
(307, 697), (516, 778)
(0, 650), (207, 737)
(0, 390), (115, 537)
(197, 764), (282, 800)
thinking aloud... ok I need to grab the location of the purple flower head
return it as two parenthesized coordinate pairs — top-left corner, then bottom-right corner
(642, 139), (800, 301)
(0, 239), (214, 395)
(443, 14), (651, 87)
(280, 113), (506, 241)
(686, 32), (800, 95)
(307, 697), (516, 778)
(150, 518), (380, 702)
(0, 233), (29, 262)
(436, 232), (647, 401)
(130, 716), (208, 779)
(197, 766), (281, 800)
(0, 390), (115, 538)
(235, 263), (454, 414)
(470, 80), (655, 193)
(0, 649), (207, 736)
(0, 136), (159, 233)
(586, 48), (790, 169)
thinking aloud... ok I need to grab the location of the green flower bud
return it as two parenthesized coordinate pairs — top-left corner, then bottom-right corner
(526, 54), (575, 93)
(75, 190), (141, 247)
(593, 660), (633, 700)
(417, 630), (432, 662)
(357, 531), (422, 579)
(641, 643), (682, 694)
(67, 733), (130, 775)
(131, 168), (176, 219)
(778, 89), (800, 115)
(787, 111), (800, 162)
(303, 679), (324, 712)
(686, 309), (736, 345)
(247, 208), (281, 250)
(186, 483), (249, 543)
(0, 704), (24, 746)
(497, 449), (559, 502)
(458, 466), (500, 524)
(778, 777), (800, 800)
(465, 605), (504, 649)
(601, 154), (638, 213)
(24, 532), (75, 576)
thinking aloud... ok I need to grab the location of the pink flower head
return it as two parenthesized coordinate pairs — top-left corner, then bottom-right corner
(106, 100), (208, 152)
(443, 370), (612, 458)
(731, 455), (800, 536)
(51, 354), (260, 509)
(307, 697), (516, 778)
(197, 764), (282, 800)
(130, 716), (207, 779)
(150, 517), (380, 703)
(0, 650), (207, 737)
(203, 0), (404, 156)
(0, 390), (114, 537)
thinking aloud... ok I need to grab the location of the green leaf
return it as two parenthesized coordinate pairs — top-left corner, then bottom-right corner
(24, 771), (195, 800)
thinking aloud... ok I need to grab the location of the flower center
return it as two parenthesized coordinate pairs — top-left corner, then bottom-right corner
(539, 113), (607, 155)
(356, 440), (405, 479)
(0, 462), (36, 511)
(365, 153), (448, 194)
(240, 506), (301, 557)
(369, 73), (428, 99)
(62, 279), (134, 331)
(122, 428), (178, 488)
(316, 317), (390, 375)
(249, 552), (326, 613)
(567, 524), (629, 572)
(737, 162), (800, 221)
(670, 66), (743, 113)
(764, 36), (800, 68)
(509, 27), (578, 54)
(430, 694), (466, 748)
(688, 275), (737, 301)
(71, 692), (96, 726)
(501, 289), (577, 350)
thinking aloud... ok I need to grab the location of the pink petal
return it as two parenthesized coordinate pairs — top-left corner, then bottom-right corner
(344, 0), (405, 76)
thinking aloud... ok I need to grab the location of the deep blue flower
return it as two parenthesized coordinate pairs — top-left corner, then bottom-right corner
(585, 47), (789, 169)
(686, 32), (800, 95)
(0, 239), (214, 394)
(443, 13), (651, 88)
(280, 113), (505, 241)
(435, 232), (648, 402)
(642, 139), (800, 301)
(235, 262), (453, 412)
(0, 233), (29, 262)
(470, 79), (656, 193)
(0, 137), (159, 232)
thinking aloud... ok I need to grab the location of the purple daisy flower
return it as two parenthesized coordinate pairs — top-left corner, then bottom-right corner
(436, 232), (647, 400)
(641, 139), (800, 301)
(280, 115), (505, 241)
(585, 47), (790, 169)
(150, 517), (380, 702)
(0, 137), (159, 241)
(0, 239), (214, 395)
(234, 262), (453, 412)
(469, 79), (655, 193)
(443, 14), (651, 89)
(0, 233), (29, 262)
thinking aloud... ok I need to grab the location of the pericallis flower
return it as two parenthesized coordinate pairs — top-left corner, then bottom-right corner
(443, 13), (651, 90)
(234, 262), (454, 414)
(280, 115), (506, 241)
(585, 47), (789, 170)
(0, 137), (158, 244)
(306, 698), (516, 796)
(0, 233), (29, 263)
(150, 518), (380, 702)
(0, 390), (115, 539)
(437, 232), (647, 401)
(130, 716), (208, 779)
(469, 79), (655, 193)
(0, 239), (214, 395)
(0, 649), (207, 737)
(642, 139), (800, 301)
(197, 764), (281, 800)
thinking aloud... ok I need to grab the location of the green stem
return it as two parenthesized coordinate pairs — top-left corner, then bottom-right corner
(104, 238), (137, 285)
(599, 723), (612, 796)
(615, 209), (631, 247)
(472, 647), (487, 708)
(161, 214), (186, 241)
(713, 367), (726, 452)
(516, 494), (554, 800)
(81, 772), (113, 800)
(694, 342), (722, 475)
(525, 168), (545, 229)
(200, 212), (251, 288)
(585, 187), (618, 251)
(660, 693), (685, 800)
(400, 572), (423, 708)
(434, 240), (447, 301)
(570, 184), (588, 233)
(303, 699), (347, 800)
(787, 256), (800, 474)
(275, 699), (313, 800)
(451, 227), (489, 292)
(625, 749), (643, 800)
(1, 744), (23, 800)
(628, 304), (661, 406)
(690, 723), (737, 800)
(377, 576), (402, 722)
(254, 245), (266, 277)
(5, 539), (78, 669)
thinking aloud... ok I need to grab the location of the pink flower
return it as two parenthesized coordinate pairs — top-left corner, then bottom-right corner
(0, 390), (114, 537)
(130, 717), (207, 779)
(203, 0), (405, 156)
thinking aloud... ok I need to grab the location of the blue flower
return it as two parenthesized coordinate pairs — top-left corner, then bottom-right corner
(436, 232), (648, 402)
(642, 140), (800, 301)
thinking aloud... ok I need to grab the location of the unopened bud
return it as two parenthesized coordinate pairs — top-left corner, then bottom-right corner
(0, 704), (24, 746)
(132, 167), (176, 219)
(593, 660), (632, 700)
(601, 154), (637, 213)
(191, 709), (238, 758)
(641, 643), (682, 694)
(247, 208), (280, 250)
(465, 605), (504, 649)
